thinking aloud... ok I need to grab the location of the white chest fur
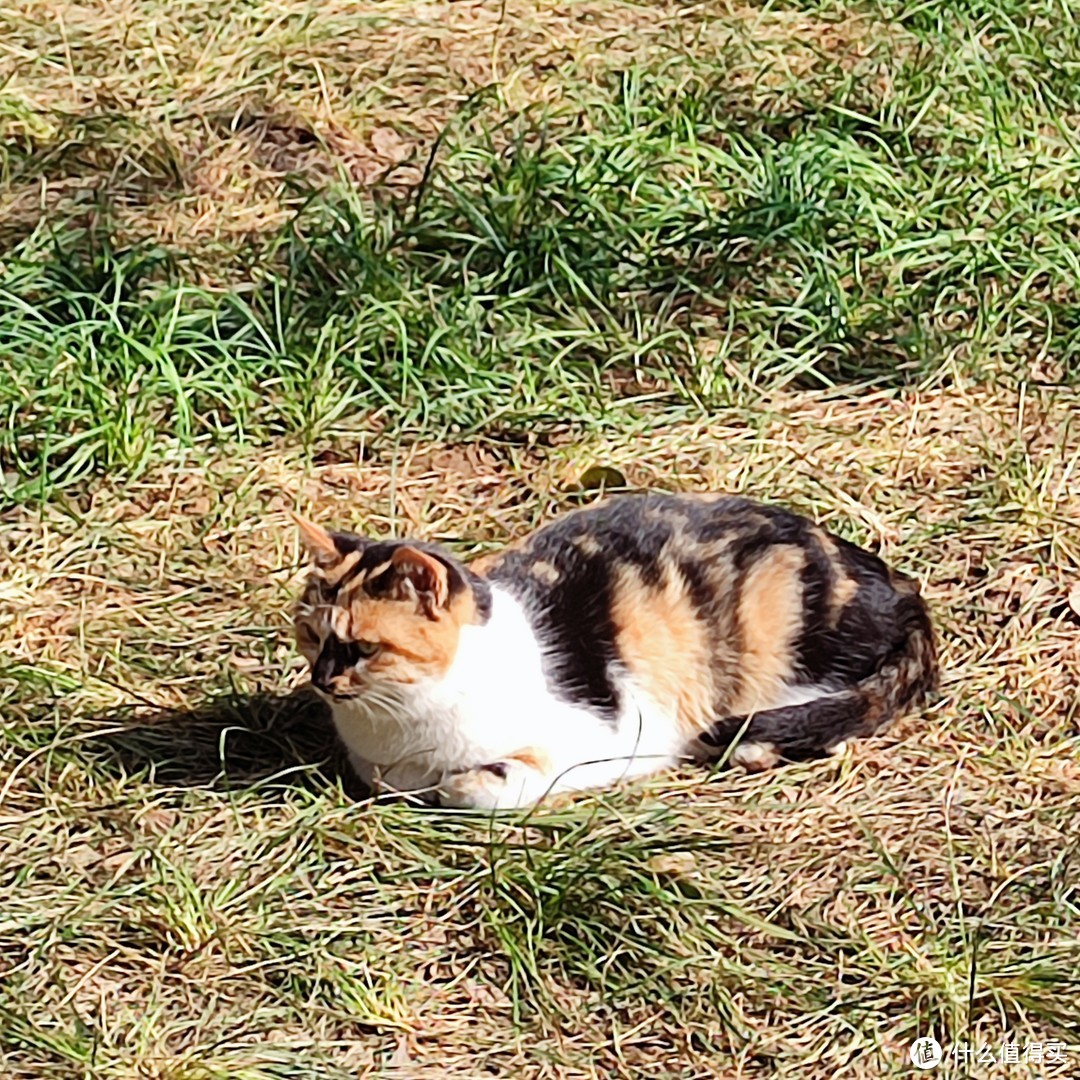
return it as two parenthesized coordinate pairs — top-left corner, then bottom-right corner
(326, 586), (685, 796)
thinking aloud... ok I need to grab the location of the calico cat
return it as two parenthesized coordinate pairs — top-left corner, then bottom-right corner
(293, 494), (936, 809)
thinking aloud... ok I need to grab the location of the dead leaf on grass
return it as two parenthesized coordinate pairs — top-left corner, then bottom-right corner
(575, 464), (627, 491)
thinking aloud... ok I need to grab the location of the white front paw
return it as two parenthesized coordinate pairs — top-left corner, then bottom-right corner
(439, 760), (549, 811)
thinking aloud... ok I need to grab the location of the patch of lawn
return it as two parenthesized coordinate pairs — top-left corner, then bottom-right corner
(3, 387), (1078, 1076)
(2, 1), (1079, 502)
(2, 1), (1079, 1076)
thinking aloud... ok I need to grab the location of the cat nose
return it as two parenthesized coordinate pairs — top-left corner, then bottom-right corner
(311, 656), (341, 694)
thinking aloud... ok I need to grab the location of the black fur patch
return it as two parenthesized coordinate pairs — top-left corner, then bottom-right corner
(699, 693), (871, 759)
(491, 536), (623, 723)
(795, 537), (914, 684)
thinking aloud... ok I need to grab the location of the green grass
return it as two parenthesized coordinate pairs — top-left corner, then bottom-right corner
(2, 0), (1080, 1075)
(3, 0), (1079, 502)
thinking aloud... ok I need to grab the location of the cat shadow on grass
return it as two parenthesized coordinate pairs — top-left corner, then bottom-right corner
(96, 687), (369, 798)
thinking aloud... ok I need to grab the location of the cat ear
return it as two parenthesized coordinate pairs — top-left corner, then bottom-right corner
(389, 546), (450, 617)
(292, 513), (340, 567)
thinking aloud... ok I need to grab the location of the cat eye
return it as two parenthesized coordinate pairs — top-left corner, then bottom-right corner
(355, 640), (380, 658)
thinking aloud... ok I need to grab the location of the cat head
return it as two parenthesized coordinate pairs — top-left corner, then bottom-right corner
(292, 517), (490, 699)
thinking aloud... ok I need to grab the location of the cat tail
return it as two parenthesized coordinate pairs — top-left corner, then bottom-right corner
(696, 605), (938, 768)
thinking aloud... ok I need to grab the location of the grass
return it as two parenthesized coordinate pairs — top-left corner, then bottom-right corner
(1, 0), (1079, 1076)
(4, 0), (1080, 500)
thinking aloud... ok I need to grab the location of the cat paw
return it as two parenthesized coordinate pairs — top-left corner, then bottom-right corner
(730, 740), (781, 772)
(439, 759), (550, 811)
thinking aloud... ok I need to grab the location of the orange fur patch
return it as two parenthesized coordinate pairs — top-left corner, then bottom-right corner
(528, 560), (561, 584)
(338, 581), (484, 683)
(728, 545), (806, 715)
(506, 746), (553, 773)
(812, 528), (858, 626)
(468, 552), (502, 576)
(829, 572), (859, 624)
(339, 600), (460, 681)
(611, 563), (715, 739)
(447, 584), (481, 628)
(573, 533), (601, 556)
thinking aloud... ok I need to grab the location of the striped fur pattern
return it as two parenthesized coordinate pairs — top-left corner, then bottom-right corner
(293, 494), (937, 809)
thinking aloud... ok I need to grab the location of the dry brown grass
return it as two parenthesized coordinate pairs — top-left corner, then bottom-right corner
(3, 383), (1077, 1077)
